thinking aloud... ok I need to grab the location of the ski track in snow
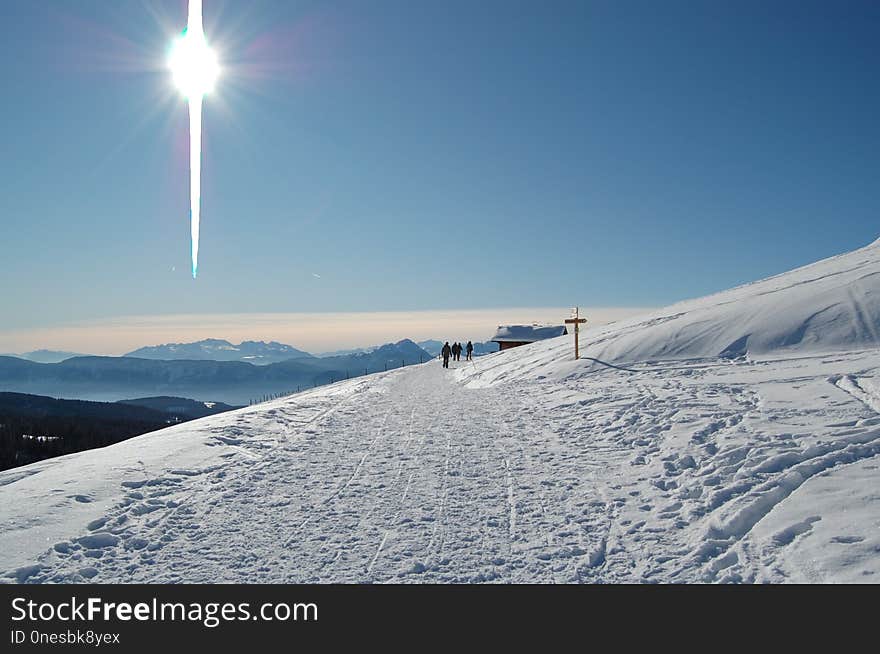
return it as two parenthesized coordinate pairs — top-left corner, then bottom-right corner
(1, 345), (879, 584)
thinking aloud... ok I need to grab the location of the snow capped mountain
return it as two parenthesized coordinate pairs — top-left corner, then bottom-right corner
(2, 240), (880, 584)
(125, 339), (313, 364)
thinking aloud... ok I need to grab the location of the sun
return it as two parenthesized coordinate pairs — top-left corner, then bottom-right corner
(168, 0), (220, 279)
(168, 27), (220, 99)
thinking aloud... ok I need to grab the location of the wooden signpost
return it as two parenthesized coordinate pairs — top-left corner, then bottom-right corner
(564, 307), (587, 360)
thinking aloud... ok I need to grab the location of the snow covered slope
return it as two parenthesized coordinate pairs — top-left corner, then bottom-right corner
(1, 241), (879, 583)
(575, 240), (880, 363)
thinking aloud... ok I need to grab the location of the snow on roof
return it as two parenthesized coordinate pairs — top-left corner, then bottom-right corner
(491, 324), (567, 343)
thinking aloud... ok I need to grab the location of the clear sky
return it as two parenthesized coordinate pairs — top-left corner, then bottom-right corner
(1, 1), (878, 352)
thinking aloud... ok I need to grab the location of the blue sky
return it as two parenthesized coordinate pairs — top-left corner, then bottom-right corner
(1, 0), (878, 348)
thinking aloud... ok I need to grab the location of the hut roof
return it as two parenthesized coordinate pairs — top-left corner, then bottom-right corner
(491, 324), (567, 343)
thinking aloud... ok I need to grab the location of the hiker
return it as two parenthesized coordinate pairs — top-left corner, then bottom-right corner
(466, 341), (473, 361)
(441, 342), (452, 368)
(451, 342), (459, 361)
(455, 342), (462, 361)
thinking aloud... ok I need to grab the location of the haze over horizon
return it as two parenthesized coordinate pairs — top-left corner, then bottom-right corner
(0, 307), (648, 356)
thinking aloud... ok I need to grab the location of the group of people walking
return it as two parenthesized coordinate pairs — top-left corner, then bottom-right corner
(441, 341), (473, 368)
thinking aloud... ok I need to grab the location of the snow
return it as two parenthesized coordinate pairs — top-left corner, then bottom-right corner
(491, 324), (567, 343)
(1, 241), (880, 583)
(550, 239), (880, 365)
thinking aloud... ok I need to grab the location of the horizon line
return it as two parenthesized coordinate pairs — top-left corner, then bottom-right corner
(0, 307), (652, 357)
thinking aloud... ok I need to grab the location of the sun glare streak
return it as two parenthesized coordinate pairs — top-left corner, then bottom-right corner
(189, 95), (202, 279)
(169, 0), (219, 279)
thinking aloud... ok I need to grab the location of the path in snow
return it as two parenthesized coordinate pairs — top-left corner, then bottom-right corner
(5, 362), (613, 583)
(3, 348), (880, 583)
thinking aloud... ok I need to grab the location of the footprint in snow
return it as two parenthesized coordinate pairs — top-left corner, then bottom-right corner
(772, 516), (821, 546)
(830, 535), (864, 544)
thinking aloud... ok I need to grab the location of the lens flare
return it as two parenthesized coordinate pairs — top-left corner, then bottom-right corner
(168, 0), (219, 279)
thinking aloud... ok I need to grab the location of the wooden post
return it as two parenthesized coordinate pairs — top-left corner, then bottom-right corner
(564, 307), (588, 360)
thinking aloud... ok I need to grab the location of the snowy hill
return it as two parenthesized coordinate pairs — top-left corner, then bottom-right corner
(453, 241), (880, 390)
(1, 241), (880, 583)
(576, 240), (880, 364)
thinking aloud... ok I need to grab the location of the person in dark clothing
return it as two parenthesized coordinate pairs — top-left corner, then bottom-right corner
(451, 342), (460, 361)
(466, 341), (474, 361)
(441, 342), (452, 368)
(455, 342), (462, 361)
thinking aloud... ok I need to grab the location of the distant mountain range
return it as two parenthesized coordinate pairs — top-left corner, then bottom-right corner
(0, 340), (433, 405)
(6, 337), (499, 367)
(125, 339), (313, 365)
(0, 350), (88, 364)
(315, 346), (374, 357)
(416, 340), (444, 356)
(472, 341), (499, 356)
